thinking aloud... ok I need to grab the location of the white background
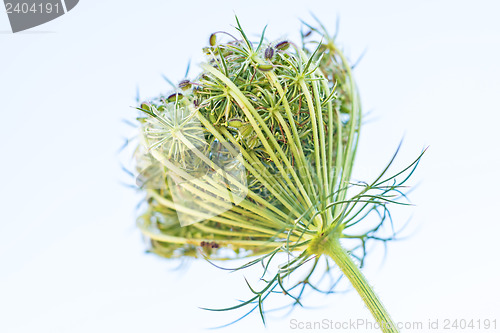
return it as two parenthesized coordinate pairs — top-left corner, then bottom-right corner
(1, 1), (499, 332)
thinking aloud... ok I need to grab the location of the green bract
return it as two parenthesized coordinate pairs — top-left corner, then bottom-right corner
(132, 17), (423, 333)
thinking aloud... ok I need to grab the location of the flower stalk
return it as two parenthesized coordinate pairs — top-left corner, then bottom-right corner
(319, 233), (399, 332)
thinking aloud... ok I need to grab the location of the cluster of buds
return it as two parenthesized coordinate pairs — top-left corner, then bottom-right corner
(132, 17), (422, 331)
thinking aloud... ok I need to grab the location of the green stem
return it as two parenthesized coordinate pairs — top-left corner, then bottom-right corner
(324, 238), (399, 333)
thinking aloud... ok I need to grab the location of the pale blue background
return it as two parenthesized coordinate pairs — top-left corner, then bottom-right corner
(1, 1), (499, 332)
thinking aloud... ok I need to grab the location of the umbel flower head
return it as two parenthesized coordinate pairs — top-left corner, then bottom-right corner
(132, 16), (423, 332)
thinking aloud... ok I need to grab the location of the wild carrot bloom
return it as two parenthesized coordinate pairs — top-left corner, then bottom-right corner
(132, 17), (423, 333)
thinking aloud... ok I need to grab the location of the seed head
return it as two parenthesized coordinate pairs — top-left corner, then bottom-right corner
(264, 46), (274, 60)
(275, 40), (290, 51)
(256, 64), (274, 72)
(178, 80), (192, 90)
(132, 16), (423, 327)
(209, 33), (216, 46)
